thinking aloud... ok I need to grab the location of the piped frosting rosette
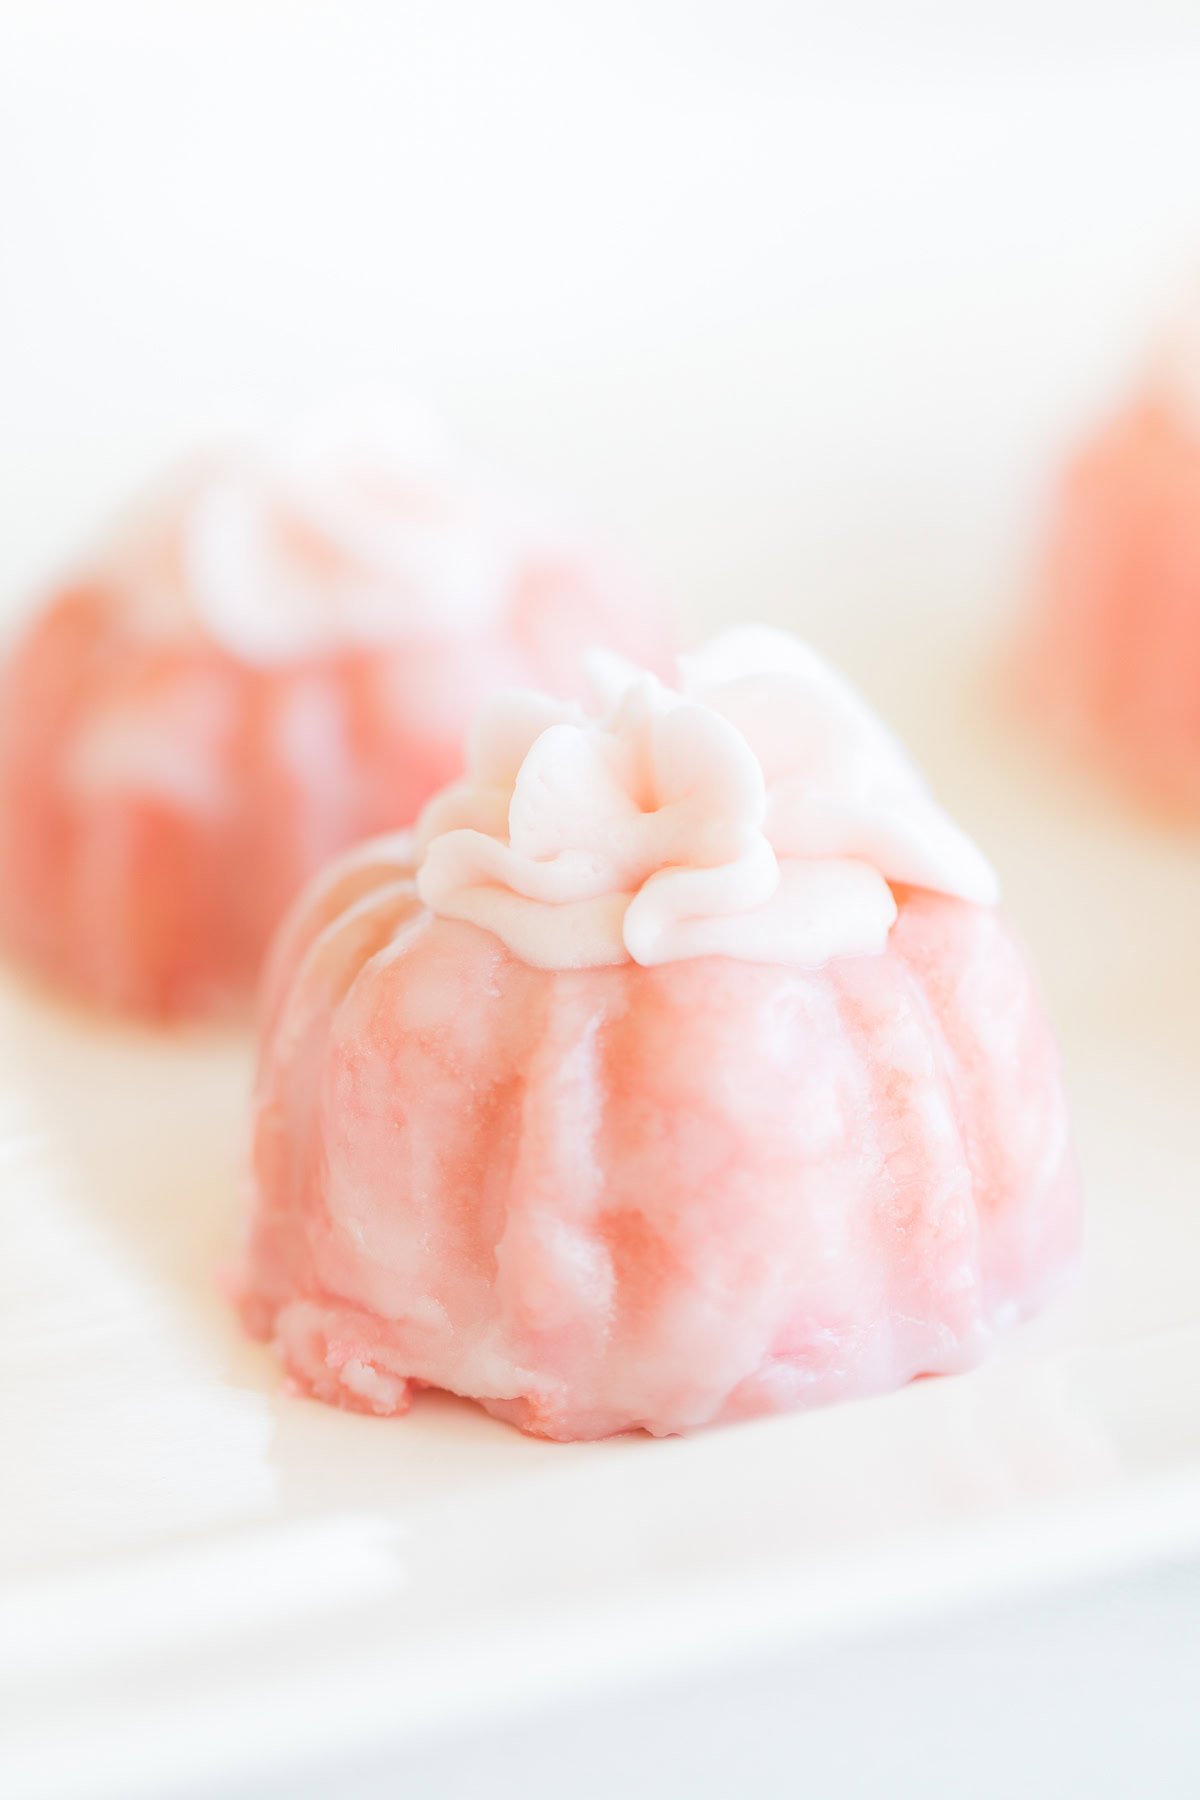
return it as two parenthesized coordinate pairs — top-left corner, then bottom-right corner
(416, 626), (999, 971)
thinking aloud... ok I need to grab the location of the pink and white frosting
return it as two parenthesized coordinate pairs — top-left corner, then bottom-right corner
(94, 416), (559, 664)
(415, 626), (999, 970)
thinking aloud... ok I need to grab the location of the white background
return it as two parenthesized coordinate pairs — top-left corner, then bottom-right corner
(4, 6), (1200, 1798)
(5, 0), (1200, 645)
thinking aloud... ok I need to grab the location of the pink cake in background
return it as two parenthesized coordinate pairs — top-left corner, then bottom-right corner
(0, 420), (669, 1019)
(1031, 299), (1200, 812)
(238, 628), (1080, 1441)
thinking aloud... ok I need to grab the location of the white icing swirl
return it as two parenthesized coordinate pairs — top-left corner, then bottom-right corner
(415, 626), (999, 970)
(99, 416), (552, 664)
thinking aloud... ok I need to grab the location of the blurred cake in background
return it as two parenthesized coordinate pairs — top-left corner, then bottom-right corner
(0, 417), (672, 1020)
(1030, 288), (1200, 813)
(238, 628), (1080, 1441)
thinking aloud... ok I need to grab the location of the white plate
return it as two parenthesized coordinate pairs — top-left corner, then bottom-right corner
(3, 608), (1199, 1800)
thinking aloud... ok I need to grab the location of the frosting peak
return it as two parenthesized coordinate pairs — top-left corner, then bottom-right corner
(415, 627), (999, 971)
(98, 416), (552, 665)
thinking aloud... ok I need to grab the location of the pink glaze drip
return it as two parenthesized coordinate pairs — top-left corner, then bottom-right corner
(237, 838), (1080, 1440)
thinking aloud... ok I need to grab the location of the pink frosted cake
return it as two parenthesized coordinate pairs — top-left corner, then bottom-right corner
(1031, 306), (1200, 811)
(0, 423), (667, 1019)
(237, 628), (1080, 1440)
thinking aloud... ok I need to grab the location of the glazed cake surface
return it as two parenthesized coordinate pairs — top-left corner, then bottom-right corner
(0, 430), (667, 1018)
(238, 630), (1080, 1439)
(1032, 303), (1200, 812)
(243, 850), (1077, 1438)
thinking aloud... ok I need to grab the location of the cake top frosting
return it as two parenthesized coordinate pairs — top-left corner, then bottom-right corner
(91, 415), (563, 664)
(415, 626), (999, 970)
